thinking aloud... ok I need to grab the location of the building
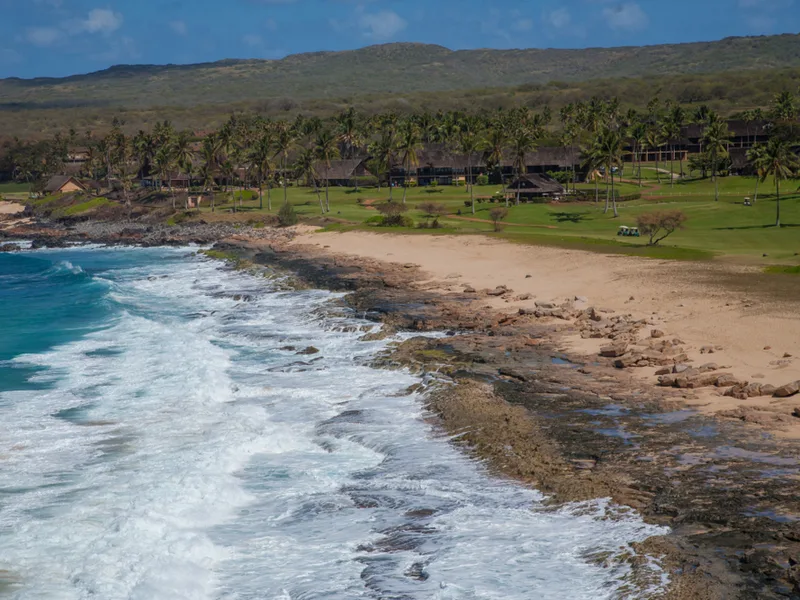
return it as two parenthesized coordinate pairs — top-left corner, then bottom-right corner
(44, 176), (87, 194)
(314, 158), (373, 186)
(504, 174), (565, 201)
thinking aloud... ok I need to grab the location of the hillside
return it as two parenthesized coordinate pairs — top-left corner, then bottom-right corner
(3, 34), (800, 110)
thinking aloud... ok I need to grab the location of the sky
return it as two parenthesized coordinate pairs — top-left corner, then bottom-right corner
(0, 0), (798, 78)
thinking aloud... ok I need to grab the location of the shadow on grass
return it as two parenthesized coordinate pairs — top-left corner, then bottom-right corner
(712, 223), (800, 230)
(550, 211), (590, 223)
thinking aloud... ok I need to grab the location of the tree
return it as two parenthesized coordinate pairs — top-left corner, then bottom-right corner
(173, 131), (195, 209)
(596, 127), (624, 217)
(375, 202), (410, 227)
(314, 128), (340, 213)
(746, 143), (767, 203)
(510, 127), (537, 206)
(277, 201), (298, 227)
(482, 128), (507, 193)
(581, 137), (603, 205)
(294, 147), (324, 213)
(417, 201), (447, 226)
(154, 144), (176, 209)
(273, 124), (294, 205)
(368, 129), (396, 199)
(397, 122), (422, 204)
(636, 210), (688, 245)
(250, 131), (273, 211)
(459, 129), (481, 214)
(760, 137), (800, 227)
(702, 120), (732, 202)
(489, 207), (508, 232)
(645, 127), (663, 183)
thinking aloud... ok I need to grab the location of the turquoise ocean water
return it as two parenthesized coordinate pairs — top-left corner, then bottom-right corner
(0, 246), (667, 599)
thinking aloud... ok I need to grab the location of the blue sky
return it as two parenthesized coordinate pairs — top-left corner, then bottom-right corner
(0, 0), (798, 78)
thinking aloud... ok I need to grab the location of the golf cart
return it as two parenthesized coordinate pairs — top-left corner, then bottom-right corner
(743, 197), (752, 206)
(617, 226), (641, 237)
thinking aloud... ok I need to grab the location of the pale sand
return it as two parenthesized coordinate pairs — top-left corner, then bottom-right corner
(0, 202), (24, 215)
(295, 231), (800, 426)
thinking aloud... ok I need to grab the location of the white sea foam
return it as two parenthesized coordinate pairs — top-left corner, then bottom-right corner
(0, 249), (669, 599)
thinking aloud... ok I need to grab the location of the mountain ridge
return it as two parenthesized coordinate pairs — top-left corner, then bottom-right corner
(1, 34), (800, 110)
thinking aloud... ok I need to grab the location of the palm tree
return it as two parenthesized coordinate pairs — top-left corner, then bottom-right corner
(294, 147), (324, 213)
(630, 122), (648, 187)
(154, 145), (176, 209)
(173, 132), (195, 208)
(702, 120), (732, 202)
(746, 143), (767, 204)
(273, 124), (294, 205)
(397, 122), (422, 204)
(760, 137), (799, 227)
(645, 127), (663, 183)
(510, 127), (536, 206)
(250, 131), (273, 211)
(597, 128), (624, 217)
(581, 137), (603, 205)
(335, 107), (362, 159)
(458, 129), (481, 214)
(771, 90), (797, 122)
(483, 128), (507, 192)
(368, 130), (395, 199)
(315, 129), (340, 213)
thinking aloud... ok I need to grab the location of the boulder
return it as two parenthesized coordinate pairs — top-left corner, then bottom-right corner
(715, 374), (743, 388)
(613, 354), (643, 369)
(600, 343), (628, 358)
(658, 375), (677, 387)
(673, 364), (691, 374)
(535, 300), (556, 309)
(514, 293), (532, 301)
(677, 372), (723, 389)
(463, 286), (477, 294)
(774, 381), (800, 398)
(487, 287), (508, 297)
(700, 345), (715, 354)
(655, 367), (672, 376)
(651, 329), (665, 339)
(793, 407), (800, 419)
(698, 363), (720, 373)
(297, 346), (320, 355)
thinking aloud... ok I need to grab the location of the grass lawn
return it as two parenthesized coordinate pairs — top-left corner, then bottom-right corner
(0, 182), (31, 195)
(192, 175), (800, 264)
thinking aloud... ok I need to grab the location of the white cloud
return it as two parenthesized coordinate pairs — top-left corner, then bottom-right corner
(602, 2), (648, 30)
(170, 20), (188, 35)
(75, 8), (123, 35)
(512, 18), (534, 32)
(545, 7), (571, 29)
(243, 34), (263, 47)
(358, 9), (407, 40)
(26, 27), (61, 47)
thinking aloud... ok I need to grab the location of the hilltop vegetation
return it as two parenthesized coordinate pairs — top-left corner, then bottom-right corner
(2, 35), (800, 137)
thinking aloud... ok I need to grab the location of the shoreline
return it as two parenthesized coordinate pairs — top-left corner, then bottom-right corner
(220, 232), (800, 599)
(4, 220), (800, 597)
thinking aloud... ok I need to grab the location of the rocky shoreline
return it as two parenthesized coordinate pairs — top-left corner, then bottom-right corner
(214, 237), (800, 600)
(4, 219), (800, 598)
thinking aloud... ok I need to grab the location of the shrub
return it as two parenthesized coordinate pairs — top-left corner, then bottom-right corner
(363, 215), (384, 225)
(417, 218), (443, 229)
(278, 202), (298, 227)
(476, 174), (490, 186)
(636, 210), (687, 246)
(417, 201), (448, 219)
(375, 201), (412, 227)
(489, 207), (509, 232)
(404, 180), (418, 188)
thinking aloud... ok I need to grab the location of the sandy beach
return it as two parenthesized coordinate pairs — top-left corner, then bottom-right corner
(295, 231), (800, 431)
(0, 202), (24, 215)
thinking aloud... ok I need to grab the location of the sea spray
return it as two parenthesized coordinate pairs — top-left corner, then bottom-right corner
(0, 246), (668, 599)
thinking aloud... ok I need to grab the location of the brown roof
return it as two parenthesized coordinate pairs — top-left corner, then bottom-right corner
(499, 146), (578, 169)
(681, 119), (770, 140)
(505, 174), (565, 195)
(315, 158), (372, 180)
(44, 175), (86, 193)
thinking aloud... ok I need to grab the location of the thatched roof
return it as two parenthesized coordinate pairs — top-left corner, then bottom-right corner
(681, 119), (770, 140)
(315, 158), (371, 180)
(505, 173), (565, 195)
(44, 175), (86, 193)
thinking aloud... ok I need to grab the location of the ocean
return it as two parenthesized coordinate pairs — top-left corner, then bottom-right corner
(0, 246), (667, 599)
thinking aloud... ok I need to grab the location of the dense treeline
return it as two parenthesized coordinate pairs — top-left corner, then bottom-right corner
(3, 88), (798, 224)
(1, 66), (800, 139)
